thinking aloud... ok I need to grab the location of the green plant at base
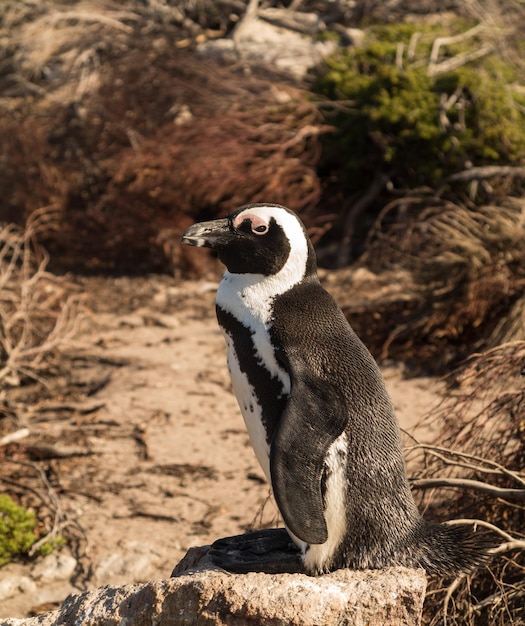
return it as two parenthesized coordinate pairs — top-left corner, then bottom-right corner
(0, 494), (38, 567)
(0, 493), (64, 567)
(37, 535), (66, 558)
(314, 21), (525, 190)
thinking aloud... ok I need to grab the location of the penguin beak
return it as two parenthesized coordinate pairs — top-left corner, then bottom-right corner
(181, 218), (231, 249)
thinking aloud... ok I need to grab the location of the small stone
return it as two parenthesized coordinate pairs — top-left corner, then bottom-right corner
(93, 541), (160, 586)
(31, 553), (77, 583)
(0, 576), (36, 602)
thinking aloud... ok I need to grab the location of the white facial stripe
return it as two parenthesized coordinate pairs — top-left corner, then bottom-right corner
(302, 433), (348, 572)
(232, 211), (269, 232)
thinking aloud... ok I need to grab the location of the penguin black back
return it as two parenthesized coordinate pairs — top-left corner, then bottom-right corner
(182, 203), (493, 576)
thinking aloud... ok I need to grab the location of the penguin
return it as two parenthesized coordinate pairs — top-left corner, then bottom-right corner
(181, 202), (491, 576)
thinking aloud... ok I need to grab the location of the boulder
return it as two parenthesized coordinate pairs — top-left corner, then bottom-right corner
(197, 9), (337, 80)
(0, 546), (426, 626)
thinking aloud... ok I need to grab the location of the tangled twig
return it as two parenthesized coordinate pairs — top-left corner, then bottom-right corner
(407, 342), (525, 625)
(0, 217), (84, 386)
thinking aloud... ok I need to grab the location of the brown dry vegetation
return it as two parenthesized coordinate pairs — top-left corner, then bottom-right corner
(0, 214), (83, 389)
(407, 342), (525, 625)
(0, 0), (326, 274)
(346, 195), (525, 372)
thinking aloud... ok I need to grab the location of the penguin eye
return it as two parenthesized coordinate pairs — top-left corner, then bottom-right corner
(233, 214), (270, 235)
(252, 223), (269, 235)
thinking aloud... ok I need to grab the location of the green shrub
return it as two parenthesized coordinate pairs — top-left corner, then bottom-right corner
(314, 21), (525, 190)
(37, 535), (66, 557)
(0, 494), (38, 567)
(0, 494), (66, 566)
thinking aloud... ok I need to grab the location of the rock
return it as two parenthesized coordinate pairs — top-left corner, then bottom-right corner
(0, 554), (78, 622)
(170, 545), (210, 575)
(258, 7), (323, 34)
(0, 576), (37, 603)
(0, 545), (426, 626)
(93, 541), (161, 586)
(197, 11), (337, 80)
(31, 553), (77, 584)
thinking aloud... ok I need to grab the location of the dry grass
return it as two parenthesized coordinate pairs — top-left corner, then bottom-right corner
(405, 342), (525, 625)
(0, 211), (84, 387)
(347, 195), (525, 372)
(0, 0), (327, 273)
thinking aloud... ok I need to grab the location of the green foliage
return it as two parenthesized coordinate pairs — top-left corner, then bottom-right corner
(37, 535), (66, 558)
(0, 494), (37, 567)
(314, 21), (525, 189)
(0, 494), (64, 567)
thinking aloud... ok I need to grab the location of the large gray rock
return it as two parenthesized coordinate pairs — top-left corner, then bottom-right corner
(197, 9), (338, 80)
(0, 547), (426, 626)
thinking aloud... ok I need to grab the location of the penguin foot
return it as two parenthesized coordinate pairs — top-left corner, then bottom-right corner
(209, 528), (304, 574)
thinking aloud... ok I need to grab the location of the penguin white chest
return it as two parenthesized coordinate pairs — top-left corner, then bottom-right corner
(223, 329), (272, 481)
(216, 273), (291, 482)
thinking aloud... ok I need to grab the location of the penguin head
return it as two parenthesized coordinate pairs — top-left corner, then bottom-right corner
(182, 203), (316, 277)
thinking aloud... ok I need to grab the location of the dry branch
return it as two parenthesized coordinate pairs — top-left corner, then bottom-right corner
(355, 197), (525, 370)
(0, 220), (84, 386)
(428, 43), (494, 75)
(0, 428), (30, 447)
(427, 22), (500, 76)
(444, 165), (525, 184)
(429, 24), (485, 65)
(411, 477), (525, 501)
(410, 342), (525, 625)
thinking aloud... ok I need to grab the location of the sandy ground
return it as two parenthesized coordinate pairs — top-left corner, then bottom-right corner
(0, 275), (443, 619)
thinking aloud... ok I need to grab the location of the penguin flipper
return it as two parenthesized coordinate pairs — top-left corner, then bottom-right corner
(270, 376), (348, 545)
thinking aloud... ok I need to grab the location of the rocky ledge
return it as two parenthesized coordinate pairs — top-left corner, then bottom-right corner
(1, 547), (426, 626)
